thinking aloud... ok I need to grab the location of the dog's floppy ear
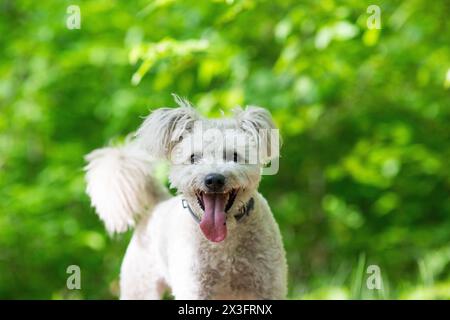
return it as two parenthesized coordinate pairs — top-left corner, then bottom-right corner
(136, 95), (199, 159)
(235, 106), (281, 164)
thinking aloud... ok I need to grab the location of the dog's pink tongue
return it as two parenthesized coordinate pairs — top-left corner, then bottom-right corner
(199, 193), (227, 242)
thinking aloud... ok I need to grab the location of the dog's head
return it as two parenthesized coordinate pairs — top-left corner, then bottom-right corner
(136, 96), (279, 242)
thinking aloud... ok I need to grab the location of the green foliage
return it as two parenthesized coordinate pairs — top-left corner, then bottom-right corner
(0, 0), (449, 299)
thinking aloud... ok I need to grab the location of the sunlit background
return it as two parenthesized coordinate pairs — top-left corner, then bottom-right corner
(1, 0), (449, 299)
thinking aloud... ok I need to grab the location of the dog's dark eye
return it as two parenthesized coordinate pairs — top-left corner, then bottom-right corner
(190, 153), (201, 164)
(233, 152), (238, 163)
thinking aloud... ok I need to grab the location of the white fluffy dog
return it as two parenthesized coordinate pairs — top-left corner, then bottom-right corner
(85, 96), (287, 299)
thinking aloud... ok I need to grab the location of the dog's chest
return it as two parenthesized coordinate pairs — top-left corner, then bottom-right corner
(194, 230), (268, 298)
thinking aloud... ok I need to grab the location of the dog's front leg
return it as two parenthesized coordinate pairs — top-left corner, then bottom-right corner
(170, 274), (213, 300)
(119, 232), (168, 300)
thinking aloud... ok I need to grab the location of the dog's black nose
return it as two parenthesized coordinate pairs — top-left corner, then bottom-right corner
(204, 173), (225, 191)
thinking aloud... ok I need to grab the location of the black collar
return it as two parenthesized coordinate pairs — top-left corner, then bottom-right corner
(182, 197), (254, 223)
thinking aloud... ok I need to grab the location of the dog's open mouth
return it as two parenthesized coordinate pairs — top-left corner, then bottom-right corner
(194, 189), (238, 243)
(195, 189), (238, 213)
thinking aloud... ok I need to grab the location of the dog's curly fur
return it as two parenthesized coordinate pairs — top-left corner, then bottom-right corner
(85, 96), (287, 299)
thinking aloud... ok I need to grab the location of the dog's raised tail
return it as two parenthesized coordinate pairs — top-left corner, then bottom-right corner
(84, 143), (168, 234)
